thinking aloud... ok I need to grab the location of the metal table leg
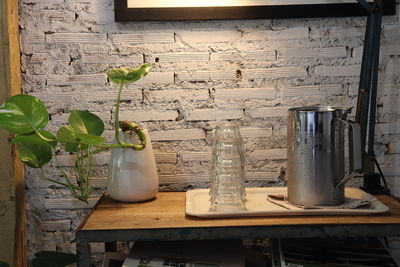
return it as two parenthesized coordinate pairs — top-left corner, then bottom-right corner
(77, 241), (91, 267)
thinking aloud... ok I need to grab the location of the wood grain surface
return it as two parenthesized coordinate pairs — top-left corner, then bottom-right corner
(80, 192), (400, 231)
(0, 0), (24, 265)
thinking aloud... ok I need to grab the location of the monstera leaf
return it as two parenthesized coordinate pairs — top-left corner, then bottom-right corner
(0, 94), (48, 134)
(31, 251), (76, 267)
(107, 64), (151, 84)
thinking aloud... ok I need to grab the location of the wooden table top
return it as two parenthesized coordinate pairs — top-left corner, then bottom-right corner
(78, 192), (400, 232)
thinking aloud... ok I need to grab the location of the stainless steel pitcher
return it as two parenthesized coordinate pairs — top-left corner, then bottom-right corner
(287, 106), (362, 206)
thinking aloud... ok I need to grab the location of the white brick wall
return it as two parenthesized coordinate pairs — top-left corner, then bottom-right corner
(19, 0), (400, 261)
(155, 153), (177, 164)
(81, 90), (142, 102)
(159, 173), (209, 183)
(56, 152), (178, 167)
(314, 65), (361, 77)
(181, 151), (211, 162)
(278, 47), (347, 58)
(177, 30), (242, 43)
(136, 72), (174, 84)
(248, 107), (289, 118)
(148, 89), (209, 102)
(246, 171), (280, 181)
(389, 142), (400, 154)
(215, 88), (276, 100)
(30, 53), (70, 64)
(47, 74), (106, 86)
(119, 110), (179, 122)
(152, 52), (209, 63)
(283, 84), (343, 98)
(248, 149), (287, 161)
(246, 27), (309, 40)
(246, 67), (307, 79)
(82, 54), (143, 64)
(112, 33), (175, 45)
(23, 0), (63, 3)
(210, 50), (276, 61)
(37, 10), (75, 21)
(178, 70), (239, 81)
(185, 109), (244, 121)
(158, 171), (280, 184)
(150, 129), (206, 141)
(240, 127), (273, 138)
(45, 33), (107, 43)
(383, 24), (400, 40)
(31, 92), (74, 103)
(41, 220), (71, 231)
(311, 27), (365, 39)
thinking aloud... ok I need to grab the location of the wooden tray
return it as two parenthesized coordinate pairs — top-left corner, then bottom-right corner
(185, 187), (389, 218)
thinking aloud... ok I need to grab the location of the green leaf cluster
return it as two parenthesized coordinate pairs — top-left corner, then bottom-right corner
(0, 95), (104, 169)
(58, 110), (105, 153)
(0, 63), (152, 202)
(0, 94), (54, 168)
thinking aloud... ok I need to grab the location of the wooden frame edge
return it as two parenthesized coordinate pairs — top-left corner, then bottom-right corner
(115, 0), (396, 21)
(4, 0), (25, 266)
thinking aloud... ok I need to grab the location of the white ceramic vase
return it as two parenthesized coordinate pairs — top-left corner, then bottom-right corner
(107, 129), (159, 202)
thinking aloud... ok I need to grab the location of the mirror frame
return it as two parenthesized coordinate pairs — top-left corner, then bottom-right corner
(114, 0), (396, 21)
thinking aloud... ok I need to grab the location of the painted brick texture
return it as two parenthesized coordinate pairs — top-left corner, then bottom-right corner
(19, 0), (400, 263)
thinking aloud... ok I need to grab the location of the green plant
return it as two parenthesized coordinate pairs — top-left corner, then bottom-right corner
(0, 64), (152, 202)
(0, 261), (9, 267)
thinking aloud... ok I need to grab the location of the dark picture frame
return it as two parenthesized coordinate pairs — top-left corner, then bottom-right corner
(114, 0), (396, 21)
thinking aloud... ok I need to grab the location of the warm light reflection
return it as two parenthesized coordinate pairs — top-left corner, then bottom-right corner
(128, 0), (371, 8)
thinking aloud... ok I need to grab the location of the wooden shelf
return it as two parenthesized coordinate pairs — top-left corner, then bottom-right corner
(76, 191), (400, 266)
(80, 192), (400, 231)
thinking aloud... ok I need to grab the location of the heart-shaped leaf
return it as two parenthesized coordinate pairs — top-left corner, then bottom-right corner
(32, 251), (76, 267)
(57, 125), (79, 152)
(13, 130), (58, 149)
(0, 94), (48, 134)
(107, 64), (151, 85)
(14, 135), (53, 168)
(68, 110), (104, 136)
(76, 133), (105, 145)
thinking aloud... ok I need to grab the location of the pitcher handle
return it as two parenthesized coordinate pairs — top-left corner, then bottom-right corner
(335, 119), (362, 198)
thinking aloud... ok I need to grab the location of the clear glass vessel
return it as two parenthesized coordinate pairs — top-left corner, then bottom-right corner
(209, 122), (246, 212)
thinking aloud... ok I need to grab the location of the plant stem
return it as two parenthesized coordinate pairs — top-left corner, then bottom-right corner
(85, 145), (93, 200)
(40, 167), (80, 190)
(53, 151), (78, 195)
(112, 83), (139, 150)
(114, 83), (124, 146)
